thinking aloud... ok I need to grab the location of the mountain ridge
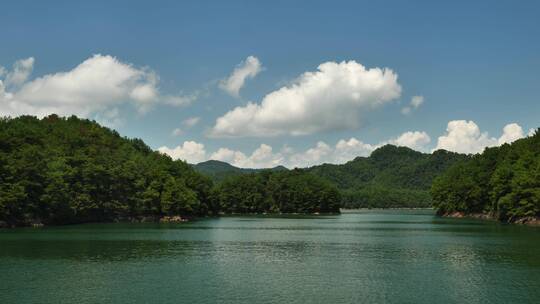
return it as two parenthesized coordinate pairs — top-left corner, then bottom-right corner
(192, 160), (288, 182)
(192, 145), (469, 208)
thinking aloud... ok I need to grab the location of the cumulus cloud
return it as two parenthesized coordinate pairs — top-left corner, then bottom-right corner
(529, 128), (537, 136)
(199, 135), (386, 168)
(401, 95), (424, 115)
(210, 60), (402, 137)
(332, 138), (376, 163)
(158, 141), (207, 163)
(211, 144), (284, 168)
(288, 141), (334, 167)
(219, 56), (262, 97)
(209, 147), (246, 165)
(4, 57), (34, 89)
(435, 120), (526, 154)
(498, 123), (524, 145)
(160, 129), (429, 168)
(387, 131), (431, 151)
(0, 54), (193, 119)
(161, 121), (529, 167)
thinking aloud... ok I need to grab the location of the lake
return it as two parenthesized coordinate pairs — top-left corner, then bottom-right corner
(1, 210), (539, 304)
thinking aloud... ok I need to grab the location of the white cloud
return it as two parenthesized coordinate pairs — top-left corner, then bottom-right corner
(529, 128), (536, 136)
(160, 121), (529, 168)
(435, 120), (496, 154)
(0, 54), (192, 119)
(210, 60), (402, 137)
(498, 123), (524, 145)
(401, 95), (424, 115)
(210, 147), (246, 164)
(210, 144), (284, 168)
(4, 57), (34, 89)
(158, 141), (207, 163)
(288, 141), (334, 167)
(183, 116), (200, 128)
(159, 129), (431, 168)
(204, 137), (375, 169)
(94, 107), (123, 128)
(287, 131), (429, 167)
(388, 131), (431, 151)
(332, 138), (375, 163)
(435, 120), (526, 154)
(219, 56), (262, 97)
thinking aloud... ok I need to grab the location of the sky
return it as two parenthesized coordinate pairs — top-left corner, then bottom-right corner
(1, 0), (539, 168)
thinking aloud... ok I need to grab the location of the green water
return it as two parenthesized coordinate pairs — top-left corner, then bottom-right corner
(1, 210), (539, 304)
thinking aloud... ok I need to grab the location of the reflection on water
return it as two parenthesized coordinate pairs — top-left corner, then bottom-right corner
(1, 210), (539, 304)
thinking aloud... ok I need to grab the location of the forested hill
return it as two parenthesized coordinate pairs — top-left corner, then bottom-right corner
(194, 160), (287, 182)
(0, 115), (340, 227)
(432, 130), (540, 223)
(0, 115), (215, 227)
(306, 145), (469, 208)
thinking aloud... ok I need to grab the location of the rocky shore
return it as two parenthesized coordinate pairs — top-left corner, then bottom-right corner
(0, 215), (190, 228)
(441, 211), (540, 226)
(159, 215), (188, 223)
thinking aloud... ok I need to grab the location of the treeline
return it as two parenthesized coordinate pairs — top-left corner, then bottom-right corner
(307, 145), (468, 208)
(431, 130), (539, 222)
(0, 115), (214, 227)
(212, 169), (340, 214)
(0, 115), (340, 227)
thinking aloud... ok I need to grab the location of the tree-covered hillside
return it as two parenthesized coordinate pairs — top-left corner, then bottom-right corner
(212, 169), (340, 214)
(195, 161), (338, 213)
(0, 115), (215, 227)
(0, 115), (340, 227)
(307, 145), (468, 208)
(431, 130), (540, 223)
(194, 160), (287, 182)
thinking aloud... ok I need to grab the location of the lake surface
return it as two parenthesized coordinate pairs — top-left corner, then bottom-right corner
(1, 210), (539, 304)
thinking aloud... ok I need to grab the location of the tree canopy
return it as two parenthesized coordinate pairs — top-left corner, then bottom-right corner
(0, 115), (214, 226)
(212, 169), (341, 214)
(0, 115), (341, 227)
(431, 130), (540, 222)
(306, 145), (468, 208)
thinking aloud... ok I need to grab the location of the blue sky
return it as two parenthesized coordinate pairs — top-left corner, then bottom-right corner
(1, 0), (539, 167)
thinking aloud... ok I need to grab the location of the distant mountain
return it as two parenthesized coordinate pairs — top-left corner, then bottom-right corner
(306, 145), (469, 208)
(193, 145), (467, 208)
(193, 160), (287, 182)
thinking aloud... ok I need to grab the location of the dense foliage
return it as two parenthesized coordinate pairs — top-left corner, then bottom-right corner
(211, 169), (341, 214)
(307, 145), (468, 208)
(0, 115), (341, 227)
(431, 130), (540, 221)
(0, 115), (214, 227)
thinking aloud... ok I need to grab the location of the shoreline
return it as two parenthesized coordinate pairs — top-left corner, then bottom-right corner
(0, 215), (191, 229)
(441, 211), (540, 227)
(341, 207), (434, 210)
(0, 212), (341, 229)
